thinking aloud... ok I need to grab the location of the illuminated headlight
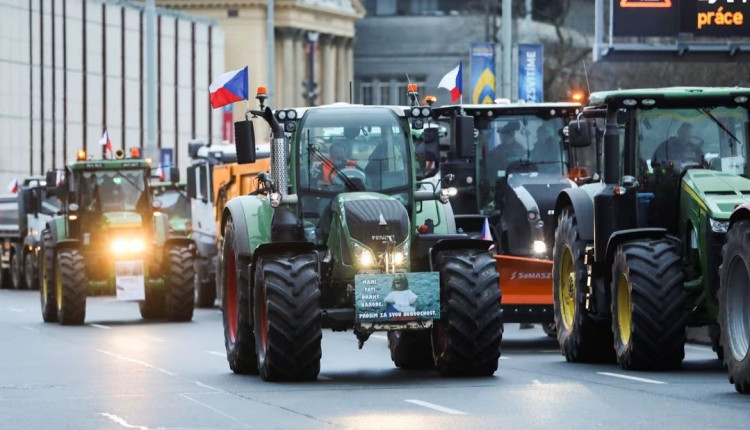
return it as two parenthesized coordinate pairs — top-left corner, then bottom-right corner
(710, 218), (729, 233)
(393, 251), (405, 265)
(353, 243), (374, 267)
(533, 240), (547, 254)
(111, 238), (145, 254)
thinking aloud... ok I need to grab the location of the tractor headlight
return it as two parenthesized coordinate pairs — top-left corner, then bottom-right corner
(533, 240), (547, 254)
(353, 243), (374, 267)
(111, 238), (146, 254)
(709, 218), (729, 233)
(393, 251), (405, 265)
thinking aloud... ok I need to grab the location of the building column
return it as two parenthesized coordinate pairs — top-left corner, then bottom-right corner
(336, 37), (348, 103)
(279, 28), (295, 107)
(345, 38), (354, 96)
(320, 34), (336, 105)
(293, 30), (304, 106)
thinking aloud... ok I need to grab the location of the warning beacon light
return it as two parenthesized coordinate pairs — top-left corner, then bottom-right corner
(256, 86), (268, 109)
(130, 147), (141, 159)
(570, 91), (585, 103)
(76, 150), (87, 161)
(424, 95), (437, 106)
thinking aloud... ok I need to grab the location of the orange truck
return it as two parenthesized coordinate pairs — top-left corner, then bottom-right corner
(431, 102), (598, 335)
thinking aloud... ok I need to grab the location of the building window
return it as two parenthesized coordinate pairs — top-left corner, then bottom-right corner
(360, 83), (374, 105)
(376, 0), (397, 15)
(227, 9), (238, 18)
(360, 78), (426, 105)
(380, 85), (391, 105)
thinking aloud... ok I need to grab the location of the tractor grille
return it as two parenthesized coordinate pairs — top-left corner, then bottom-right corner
(343, 199), (409, 252)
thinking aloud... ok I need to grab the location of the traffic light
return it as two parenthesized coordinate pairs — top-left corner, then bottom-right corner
(302, 80), (318, 105)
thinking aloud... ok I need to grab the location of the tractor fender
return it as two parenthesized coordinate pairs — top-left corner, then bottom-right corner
(221, 195), (272, 259)
(164, 236), (193, 250)
(249, 242), (317, 294)
(45, 217), (77, 250)
(604, 228), (671, 274)
(428, 238), (494, 271)
(553, 187), (595, 242)
(729, 203), (750, 229)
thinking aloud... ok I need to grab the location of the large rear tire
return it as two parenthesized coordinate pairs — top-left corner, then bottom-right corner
(431, 250), (503, 376)
(254, 254), (321, 381)
(718, 220), (750, 394)
(10, 249), (25, 289)
(553, 208), (614, 363)
(39, 230), (57, 323)
(221, 218), (258, 374)
(56, 249), (87, 325)
(611, 238), (686, 370)
(388, 331), (434, 370)
(24, 251), (39, 290)
(139, 289), (166, 319)
(165, 246), (195, 322)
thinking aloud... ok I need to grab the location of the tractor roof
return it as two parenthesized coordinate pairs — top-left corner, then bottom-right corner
(274, 103), (415, 120)
(69, 158), (150, 171)
(432, 102), (581, 118)
(589, 87), (750, 107)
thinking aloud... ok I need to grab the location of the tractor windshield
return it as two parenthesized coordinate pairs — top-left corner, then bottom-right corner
(636, 106), (749, 176)
(479, 115), (567, 184)
(78, 169), (149, 213)
(152, 188), (191, 220)
(297, 107), (411, 193)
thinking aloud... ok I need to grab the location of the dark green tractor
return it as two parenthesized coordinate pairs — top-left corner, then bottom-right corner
(553, 87), (750, 370)
(39, 150), (196, 325)
(150, 180), (192, 239)
(218, 94), (503, 381)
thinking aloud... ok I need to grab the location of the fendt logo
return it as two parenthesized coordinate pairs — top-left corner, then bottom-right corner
(510, 271), (553, 280)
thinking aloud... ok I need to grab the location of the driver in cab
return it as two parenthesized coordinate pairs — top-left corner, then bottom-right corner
(316, 141), (358, 187)
(651, 122), (704, 170)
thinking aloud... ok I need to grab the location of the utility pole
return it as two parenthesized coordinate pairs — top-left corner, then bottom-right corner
(502, 0), (512, 99)
(145, 0), (156, 153)
(267, 0), (275, 106)
(302, 32), (319, 107)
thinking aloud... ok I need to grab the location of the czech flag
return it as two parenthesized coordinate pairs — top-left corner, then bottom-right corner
(209, 66), (249, 109)
(481, 217), (495, 250)
(99, 129), (112, 155)
(438, 61), (463, 103)
(7, 178), (18, 194)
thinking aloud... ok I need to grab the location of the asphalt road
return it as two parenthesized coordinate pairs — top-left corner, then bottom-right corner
(1, 289), (748, 430)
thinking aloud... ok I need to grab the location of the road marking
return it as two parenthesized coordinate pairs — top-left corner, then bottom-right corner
(318, 375), (332, 381)
(371, 334), (388, 340)
(89, 323), (111, 330)
(98, 412), (148, 430)
(206, 350), (226, 357)
(141, 335), (165, 343)
(194, 381), (221, 391)
(597, 372), (666, 384)
(96, 349), (177, 377)
(180, 394), (246, 426)
(405, 399), (466, 415)
(499, 356), (510, 360)
(20, 325), (39, 333)
(8, 308), (24, 312)
(685, 345), (712, 351)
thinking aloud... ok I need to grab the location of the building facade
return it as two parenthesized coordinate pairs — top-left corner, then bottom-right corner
(0, 0), (225, 188)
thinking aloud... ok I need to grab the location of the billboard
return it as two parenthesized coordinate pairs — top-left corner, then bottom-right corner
(680, 1), (750, 37)
(470, 43), (496, 104)
(613, 0), (749, 38)
(518, 44), (544, 103)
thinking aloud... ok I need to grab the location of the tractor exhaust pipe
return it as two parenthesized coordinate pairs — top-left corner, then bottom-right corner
(263, 107), (288, 195)
(603, 109), (620, 185)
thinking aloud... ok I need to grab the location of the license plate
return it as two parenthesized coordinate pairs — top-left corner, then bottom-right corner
(115, 260), (145, 301)
(354, 272), (440, 323)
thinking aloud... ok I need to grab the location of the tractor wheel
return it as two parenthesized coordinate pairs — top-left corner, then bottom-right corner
(611, 239), (686, 370)
(718, 220), (750, 394)
(254, 254), (321, 381)
(195, 270), (216, 308)
(553, 208), (614, 363)
(542, 322), (557, 338)
(55, 248), (87, 325)
(388, 330), (434, 370)
(39, 230), (57, 323)
(431, 250), (503, 376)
(0, 267), (8, 289)
(139, 289), (166, 320)
(10, 249), (25, 289)
(221, 218), (258, 374)
(165, 246), (195, 322)
(24, 251), (39, 290)
(709, 323), (724, 362)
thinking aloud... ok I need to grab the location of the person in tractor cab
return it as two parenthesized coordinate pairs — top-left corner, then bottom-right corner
(486, 121), (525, 176)
(651, 122), (705, 170)
(316, 141), (358, 187)
(532, 123), (563, 173)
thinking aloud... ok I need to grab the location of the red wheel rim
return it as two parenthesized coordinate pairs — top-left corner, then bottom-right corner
(226, 249), (238, 343)
(259, 283), (268, 352)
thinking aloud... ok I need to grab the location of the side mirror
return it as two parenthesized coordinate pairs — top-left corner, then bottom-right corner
(235, 120), (257, 164)
(170, 167), (180, 183)
(567, 119), (594, 148)
(45, 170), (58, 197)
(188, 141), (204, 158)
(453, 115), (475, 159)
(186, 165), (197, 199)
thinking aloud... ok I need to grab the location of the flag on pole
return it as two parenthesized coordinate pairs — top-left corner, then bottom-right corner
(209, 66), (249, 109)
(99, 129), (112, 156)
(7, 178), (18, 194)
(438, 61), (463, 103)
(481, 217), (495, 250)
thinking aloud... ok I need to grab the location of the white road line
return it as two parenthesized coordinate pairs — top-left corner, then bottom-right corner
(180, 393), (246, 426)
(96, 349), (177, 377)
(193, 381), (222, 392)
(20, 325), (39, 333)
(206, 350), (226, 357)
(89, 323), (111, 330)
(499, 356), (510, 360)
(405, 399), (466, 415)
(141, 335), (165, 343)
(597, 372), (666, 385)
(318, 375), (332, 381)
(98, 412), (148, 430)
(371, 334), (388, 340)
(685, 345), (712, 351)
(8, 308), (25, 312)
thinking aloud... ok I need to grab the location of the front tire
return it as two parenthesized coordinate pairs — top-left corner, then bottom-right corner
(718, 220), (750, 394)
(254, 254), (321, 381)
(165, 246), (195, 322)
(39, 230), (57, 323)
(432, 250), (503, 376)
(10, 250), (25, 289)
(56, 249), (87, 325)
(611, 239), (686, 370)
(24, 251), (39, 290)
(388, 331), (434, 370)
(553, 208), (613, 363)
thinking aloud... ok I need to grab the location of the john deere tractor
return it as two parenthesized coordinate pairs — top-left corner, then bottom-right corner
(218, 90), (503, 381)
(552, 87), (750, 370)
(39, 149), (196, 325)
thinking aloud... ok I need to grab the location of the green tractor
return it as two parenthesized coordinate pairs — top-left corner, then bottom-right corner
(150, 177), (192, 239)
(552, 87), (750, 370)
(218, 92), (503, 381)
(39, 149), (196, 325)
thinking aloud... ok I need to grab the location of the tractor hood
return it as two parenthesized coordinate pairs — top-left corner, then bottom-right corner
(506, 172), (575, 217)
(683, 169), (750, 219)
(336, 192), (410, 253)
(102, 211), (143, 228)
(168, 216), (188, 233)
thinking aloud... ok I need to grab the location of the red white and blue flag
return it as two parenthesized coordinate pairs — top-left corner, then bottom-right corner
(209, 66), (249, 109)
(99, 129), (112, 155)
(481, 217), (495, 250)
(7, 178), (18, 194)
(438, 61), (463, 103)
